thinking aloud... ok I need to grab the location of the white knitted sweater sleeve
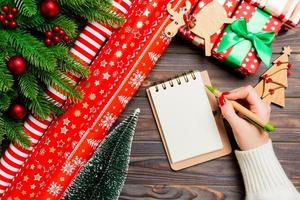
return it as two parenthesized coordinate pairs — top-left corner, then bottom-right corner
(235, 140), (300, 200)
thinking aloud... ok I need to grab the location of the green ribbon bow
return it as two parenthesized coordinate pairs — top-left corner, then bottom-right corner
(217, 18), (275, 66)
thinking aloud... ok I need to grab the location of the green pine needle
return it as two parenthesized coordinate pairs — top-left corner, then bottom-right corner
(27, 93), (51, 120)
(0, 94), (13, 112)
(33, 15), (78, 38)
(0, 60), (14, 92)
(14, 0), (38, 17)
(0, 117), (31, 148)
(18, 73), (39, 100)
(60, 56), (89, 77)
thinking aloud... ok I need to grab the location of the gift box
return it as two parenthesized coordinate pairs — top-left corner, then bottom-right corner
(246, 0), (300, 27)
(2, 0), (199, 199)
(212, 1), (283, 76)
(180, 0), (240, 50)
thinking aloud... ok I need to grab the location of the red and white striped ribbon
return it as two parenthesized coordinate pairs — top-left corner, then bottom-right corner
(247, 0), (300, 26)
(0, 0), (133, 195)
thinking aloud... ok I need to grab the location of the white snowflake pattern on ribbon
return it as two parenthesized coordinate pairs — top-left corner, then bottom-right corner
(61, 162), (76, 176)
(129, 70), (146, 89)
(100, 112), (117, 130)
(48, 182), (63, 196)
(118, 95), (130, 107)
(73, 156), (86, 166)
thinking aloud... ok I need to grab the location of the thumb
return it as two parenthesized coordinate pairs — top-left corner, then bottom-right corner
(219, 98), (243, 126)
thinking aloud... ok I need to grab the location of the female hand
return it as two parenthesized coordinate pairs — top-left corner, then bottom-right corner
(219, 85), (271, 151)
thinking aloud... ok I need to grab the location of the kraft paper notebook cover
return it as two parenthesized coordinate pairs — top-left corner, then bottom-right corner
(147, 70), (231, 171)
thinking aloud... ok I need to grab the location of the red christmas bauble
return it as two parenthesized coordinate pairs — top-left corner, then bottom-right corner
(45, 30), (53, 38)
(9, 20), (17, 28)
(40, 0), (60, 18)
(44, 38), (52, 46)
(58, 29), (65, 36)
(3, 19), (9, 26)
(0, 14), (5, 21)
(1, 5), (9, 13)
(7, 55), (27, 76)
(52, 25), (60, 32)
(9, 103), (27, 120)
(11, 7), (18, 14)
(63, 35), (70, 42)
(53, 36), (60, 43)
(6, 13), (14, 20)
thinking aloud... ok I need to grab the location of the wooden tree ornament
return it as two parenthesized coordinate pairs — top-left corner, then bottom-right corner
(255, 46), (292, 107)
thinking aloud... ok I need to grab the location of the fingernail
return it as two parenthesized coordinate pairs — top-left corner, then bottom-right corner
(222, 91), (230, 96)
(218, 96), (226, 107)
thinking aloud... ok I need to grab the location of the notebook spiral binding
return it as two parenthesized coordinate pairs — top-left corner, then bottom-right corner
(155, 71), (197, 92)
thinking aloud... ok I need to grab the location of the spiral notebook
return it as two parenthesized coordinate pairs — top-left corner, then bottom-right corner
(147, 70), (231, 170)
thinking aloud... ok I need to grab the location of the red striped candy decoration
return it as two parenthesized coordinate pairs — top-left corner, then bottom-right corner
(0, 116), (52, 194)
(70, 0), (132, 64)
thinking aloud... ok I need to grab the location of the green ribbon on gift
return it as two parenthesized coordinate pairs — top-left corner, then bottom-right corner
(216, 8), (276, 68)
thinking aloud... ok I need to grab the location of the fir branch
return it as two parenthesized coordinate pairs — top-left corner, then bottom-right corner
(0, 52), (14, 92)
(14, 0), (38, 17)
(59, 56), (89, 77)
(0, 117), (31, 148)
(18, 73), (39, 100)
(89, 7), (124, 25)
(36, 69), (82, 101)
(0, 30), (10, 50)
(33, 15), (78, 38)
(46, 97), (64, 115)
(27, 92), (51, 119)
(6, 29), (56, 71)
(0, 94), (12, 111)
(51, 71), (82, 100)
(51, 45), (69, 58)
(58, 0), (112, 12)
(57, 0), (88, 9)
(18, 14), (46, 28)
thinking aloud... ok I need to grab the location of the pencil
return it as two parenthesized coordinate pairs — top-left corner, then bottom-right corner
(205, 85), (275, 133)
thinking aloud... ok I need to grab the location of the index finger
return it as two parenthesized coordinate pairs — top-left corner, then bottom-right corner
(224, 85), (262, 106)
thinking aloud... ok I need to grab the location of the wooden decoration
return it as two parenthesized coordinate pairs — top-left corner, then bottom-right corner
(165, 0), (233, 56)
(189, 0), (233, 56)
(165, 1), (192, 38)
(255, 46), (292, 107)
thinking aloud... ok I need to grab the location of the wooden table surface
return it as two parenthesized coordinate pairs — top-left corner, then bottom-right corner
(119, 28), (300, 200)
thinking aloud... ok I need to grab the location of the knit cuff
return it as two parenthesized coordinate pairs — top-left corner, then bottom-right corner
(235, 140), (297, 196)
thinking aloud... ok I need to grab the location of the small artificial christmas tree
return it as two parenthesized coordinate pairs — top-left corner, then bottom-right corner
(255, 46), (292, 107)
(63, 108), (140, 200)
(0, 0), (122, 147)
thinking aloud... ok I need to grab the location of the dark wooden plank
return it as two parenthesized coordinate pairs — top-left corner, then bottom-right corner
(120, 185), (243, 200)
(121, 185), (300, 200)
(120, 27), (300, 199)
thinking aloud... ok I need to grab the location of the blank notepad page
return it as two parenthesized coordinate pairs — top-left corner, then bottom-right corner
(148, 71), (223, 163)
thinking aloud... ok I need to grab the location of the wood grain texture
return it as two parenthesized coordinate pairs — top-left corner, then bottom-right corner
(119, 27), (300, 199)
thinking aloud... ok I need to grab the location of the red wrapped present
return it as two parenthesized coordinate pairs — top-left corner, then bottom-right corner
(212, 1), (283, 76)
(246, 0), (300, 27)
(180, 0), (240, 51)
